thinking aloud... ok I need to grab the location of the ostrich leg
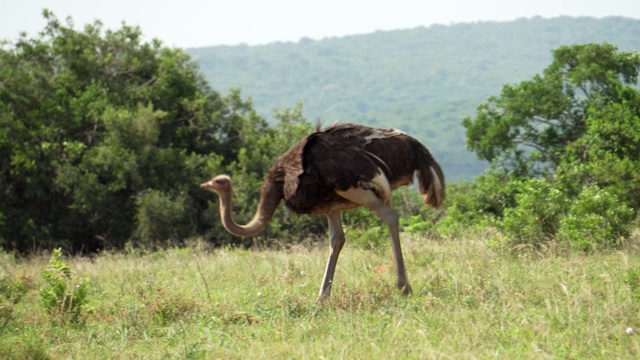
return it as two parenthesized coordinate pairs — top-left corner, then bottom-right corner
(318, 211), (345, 301)
(375, 204), (412, 295)
(337, 188), (413, 295)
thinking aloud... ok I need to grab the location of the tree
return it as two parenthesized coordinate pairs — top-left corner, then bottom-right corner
(557, 96), (640, 209)
(0, 11), (284, 252)
(455, 43), (640, 251)
(463, 43), (640, 176)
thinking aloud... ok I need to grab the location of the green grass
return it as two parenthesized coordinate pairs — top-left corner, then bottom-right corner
(2, 234), (640, 359)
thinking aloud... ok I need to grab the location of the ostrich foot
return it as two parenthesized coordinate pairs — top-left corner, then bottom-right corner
(399, 283), (413, 295)
(316, 285), (332, 303)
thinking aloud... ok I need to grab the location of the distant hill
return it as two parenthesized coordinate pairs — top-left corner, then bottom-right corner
(187, 16), (640, 181)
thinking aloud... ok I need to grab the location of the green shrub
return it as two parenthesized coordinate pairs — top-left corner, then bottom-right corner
(494, 179), (569, 251)
(0, 275), (27, 305)
(437, 203), (497, 238)
(346, 225), (388, 252)
(557, 186), (634, 252)
(134, 190), (190, 248)
(401, 214), (434, 235)
(0, 275), (25, 330)
(436, 170), (519, 238)
(40, 248), (90, 324)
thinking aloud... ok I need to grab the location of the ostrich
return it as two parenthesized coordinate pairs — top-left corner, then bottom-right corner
(201, 123), (445, 301)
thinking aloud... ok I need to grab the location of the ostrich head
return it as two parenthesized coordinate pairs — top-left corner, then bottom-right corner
(200, 173), (282, 238)
(200, 174), (231, 194)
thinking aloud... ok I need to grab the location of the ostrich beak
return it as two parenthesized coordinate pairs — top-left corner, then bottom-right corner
(200, 180), (214, 189)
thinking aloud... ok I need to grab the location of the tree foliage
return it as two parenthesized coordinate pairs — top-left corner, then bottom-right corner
(463, 43), (640, 175)
(451, 43), (640, 251)
(0, 11), (313, 252)
(557, 99), (640, 209)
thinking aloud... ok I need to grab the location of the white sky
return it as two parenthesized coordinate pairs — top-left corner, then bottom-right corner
(1, 0), (639, 48)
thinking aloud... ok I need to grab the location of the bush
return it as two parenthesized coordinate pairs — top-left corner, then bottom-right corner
(494, 179), (569, 251)
(346, 225), (389, 252)
(557, 186), (634, 252)
(436, 170), (519, 238)
(134, 190), (191, 248)
(0, 274), (27, 330)
(0, 275), (27, 305)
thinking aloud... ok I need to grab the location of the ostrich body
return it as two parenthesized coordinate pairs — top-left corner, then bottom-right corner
(201, 123), (445, 300)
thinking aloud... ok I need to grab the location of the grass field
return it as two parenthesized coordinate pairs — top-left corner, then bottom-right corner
(2, 233), (640, 359)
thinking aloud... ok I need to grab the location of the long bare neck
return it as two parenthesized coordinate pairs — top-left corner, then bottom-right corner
(217, 179), (283, 237)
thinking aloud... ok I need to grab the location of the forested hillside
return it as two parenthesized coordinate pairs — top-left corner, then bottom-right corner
(188, 16), (640, 180)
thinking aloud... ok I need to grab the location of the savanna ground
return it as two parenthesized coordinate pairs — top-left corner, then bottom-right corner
(2, 231), (640, 359)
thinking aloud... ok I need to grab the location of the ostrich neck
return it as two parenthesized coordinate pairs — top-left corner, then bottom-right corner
(218, 179), (283, 237)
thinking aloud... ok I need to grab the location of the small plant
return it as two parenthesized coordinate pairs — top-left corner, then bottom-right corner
(0, 275), (28, 330)
(40, 248), (90, 324)
(0, 275), (27, 305)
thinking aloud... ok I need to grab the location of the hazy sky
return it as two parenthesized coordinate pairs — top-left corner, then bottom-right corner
(1, 0), (639, 48)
